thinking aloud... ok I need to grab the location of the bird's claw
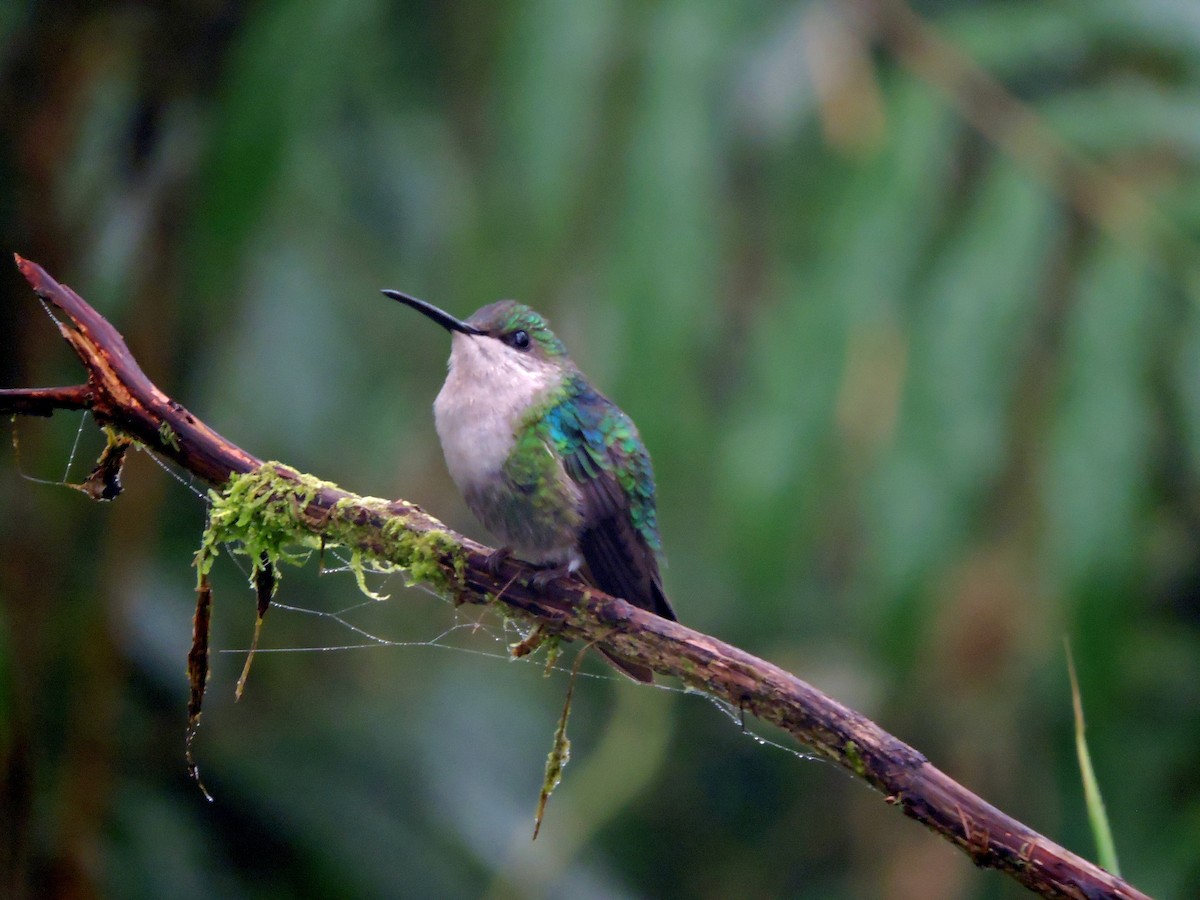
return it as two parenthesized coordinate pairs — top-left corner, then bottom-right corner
(529, 563), (573, 592)
(483, 546), (513, 576)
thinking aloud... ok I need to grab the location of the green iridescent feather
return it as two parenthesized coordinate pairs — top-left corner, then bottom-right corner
(537, 374), (661, 554)
(468, 302), (568, 358)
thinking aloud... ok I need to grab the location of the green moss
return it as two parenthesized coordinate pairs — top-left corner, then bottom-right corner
(195, 463), (325, 589)
(158, 420), (180, 451)
(377, 515), (466, 595)
(541, 634), (563, 676)
(534, 662), (576, 839)
(195, 463), (469, 603)
(844, 740), (866, 778)
(347, 546), (391, 601)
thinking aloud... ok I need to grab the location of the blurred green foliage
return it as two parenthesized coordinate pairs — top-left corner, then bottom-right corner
(3, 0), (1200, 897)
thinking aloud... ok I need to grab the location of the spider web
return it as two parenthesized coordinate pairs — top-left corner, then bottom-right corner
(10, 409), (823, 765)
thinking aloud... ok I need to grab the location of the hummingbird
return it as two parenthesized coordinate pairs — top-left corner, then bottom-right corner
(382, 289), (676, 682)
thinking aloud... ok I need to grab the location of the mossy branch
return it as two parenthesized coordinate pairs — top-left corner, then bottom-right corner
(2, 257), (1149, 900)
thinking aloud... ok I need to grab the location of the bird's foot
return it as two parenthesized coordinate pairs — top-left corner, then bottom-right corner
(483, 546), (514, 576)
(529, 561), (575, 592)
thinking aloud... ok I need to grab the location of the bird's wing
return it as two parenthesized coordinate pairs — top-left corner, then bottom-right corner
(544, 383), (676, 623)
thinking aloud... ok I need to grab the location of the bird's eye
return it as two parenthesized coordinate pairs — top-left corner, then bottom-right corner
(510, 330), (531, 350)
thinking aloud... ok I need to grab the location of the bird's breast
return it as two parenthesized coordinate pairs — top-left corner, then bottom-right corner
(431, 335), (559, 494)
(433, 379), (521, 492)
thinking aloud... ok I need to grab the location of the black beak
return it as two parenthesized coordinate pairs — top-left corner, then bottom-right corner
(381, 289), (484, 335)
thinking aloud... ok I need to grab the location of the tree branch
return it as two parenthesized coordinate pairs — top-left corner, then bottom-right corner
(3, 256), (1148, 900)
(0, 385), (92, 416)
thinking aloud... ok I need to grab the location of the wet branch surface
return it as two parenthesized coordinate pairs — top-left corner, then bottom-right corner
(2, 257), (1149, 900)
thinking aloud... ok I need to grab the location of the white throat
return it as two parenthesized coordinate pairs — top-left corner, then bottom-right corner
(432, 333), (561, 492)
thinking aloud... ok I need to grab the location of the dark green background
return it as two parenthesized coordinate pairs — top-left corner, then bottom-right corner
(2, 1), (1198, 897)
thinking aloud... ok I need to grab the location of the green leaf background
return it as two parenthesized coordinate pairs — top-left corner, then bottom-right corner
(3, 1), (1199, 896)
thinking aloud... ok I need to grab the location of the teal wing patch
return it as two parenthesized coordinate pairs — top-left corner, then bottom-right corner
(542, 377), (675, 621)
